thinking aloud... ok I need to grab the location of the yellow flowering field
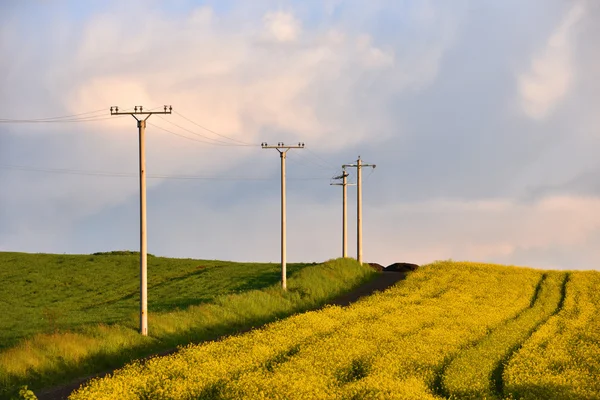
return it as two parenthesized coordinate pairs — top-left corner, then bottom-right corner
(70, 261), (599, 400)
(441, 272), (566, 399)
(503, 271), (600, 399)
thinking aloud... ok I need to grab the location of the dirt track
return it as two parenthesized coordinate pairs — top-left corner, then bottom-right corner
(36, 270), (407, 400)
(326, 270), (407, 307)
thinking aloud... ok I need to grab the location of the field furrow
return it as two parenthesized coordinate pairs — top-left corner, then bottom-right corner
(503, 271), (600, 400)
(440, 271), (567, 399)
(430, 273), (548, 399)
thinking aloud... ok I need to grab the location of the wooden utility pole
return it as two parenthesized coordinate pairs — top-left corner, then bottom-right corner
(110, 105), (172, 336)
(261, 142), (305, 290)
(344, 157), (375, 264)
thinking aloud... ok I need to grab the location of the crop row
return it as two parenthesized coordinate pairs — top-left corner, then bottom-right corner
(441, 271), (567, 399)
(503, 270), (600, 400)
(71, 261), (544, 399)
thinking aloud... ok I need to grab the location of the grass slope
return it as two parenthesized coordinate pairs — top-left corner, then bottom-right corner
(0, 251), (309, 348)
(0, 252), (376, 398)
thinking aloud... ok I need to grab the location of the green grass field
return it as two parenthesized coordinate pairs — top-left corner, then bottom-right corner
(0, 252), (376, 398)
(0, 251), (309, 349)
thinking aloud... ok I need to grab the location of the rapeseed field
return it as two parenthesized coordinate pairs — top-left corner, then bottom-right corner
(71, 261), (600, 399)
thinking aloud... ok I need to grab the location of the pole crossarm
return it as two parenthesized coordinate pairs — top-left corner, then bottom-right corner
(331, 182), (356, 186)
(110, 104), (172, 336)
(331, 171), (356, 186)
(261, 142), (305, 152)
(262, 141), (305, 290)
(110, 105), (173, 117)
(343, 163), (376, 168)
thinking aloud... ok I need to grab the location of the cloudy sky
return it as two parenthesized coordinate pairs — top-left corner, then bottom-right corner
(1, 0), (599, 270)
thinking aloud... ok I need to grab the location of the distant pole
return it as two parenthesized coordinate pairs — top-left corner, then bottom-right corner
(110, 105), (172, 336)
(331, 167), (354, 258)
(261, 142), (305, 290)
(343, 169), (348, 258)
(357, 157), (362, 264)
(281, 149), (286, 289)
(344, 156), (375, 264)
(139, 118), (148, 335)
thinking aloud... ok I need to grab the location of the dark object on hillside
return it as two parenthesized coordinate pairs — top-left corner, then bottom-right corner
(385, 262), (419, 272)
(367, 263), (385, 271)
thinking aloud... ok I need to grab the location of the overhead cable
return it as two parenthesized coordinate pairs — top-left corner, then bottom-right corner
(0, 164), (327, 181)
(0, 108), (108, 123)
(174, 111), (253, 146)
(148, 122), (257, 147)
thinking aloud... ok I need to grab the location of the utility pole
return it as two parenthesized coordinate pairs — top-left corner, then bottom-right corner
(331, 167), (355, 258)
(261, 142), (305, 290)
(344, 156), (375, 264)
(110, 105), (172, 336)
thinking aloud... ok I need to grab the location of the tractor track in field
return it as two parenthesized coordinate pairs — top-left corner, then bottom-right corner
(35, 270), (407, 400)
(491, 273), (569, 398)
(430, 272), (569, 400)
(430, 274), (549, 399)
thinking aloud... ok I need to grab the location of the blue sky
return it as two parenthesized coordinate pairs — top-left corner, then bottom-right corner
(1, 0), (599, 269)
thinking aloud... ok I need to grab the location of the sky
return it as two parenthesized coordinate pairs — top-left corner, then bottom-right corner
(1, 0), (599, 270)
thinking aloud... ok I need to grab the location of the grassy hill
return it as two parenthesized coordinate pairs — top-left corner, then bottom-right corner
(70, 261), (600, 400)
(0, 252), (376, 398)
(0, 251), (311, 348)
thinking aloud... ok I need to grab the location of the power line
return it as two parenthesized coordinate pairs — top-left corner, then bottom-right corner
(148, 122), (257, 147)
(0, 164), (327, 181)
(1, 164), (132, 177)
(286, 149), (334, 171)
(174, 110), (253, 146)
(304, 146), (338, 169)
(149, 122), (231, 146)
(145, 106), (168, 112)
(284, 145), (339, 172)
(0, 108), (107, 122)
(156, 115), (252, 146)
(0, 115), (115, 123)
(0, 107), (143, 124)
(364, 166), (376, 181)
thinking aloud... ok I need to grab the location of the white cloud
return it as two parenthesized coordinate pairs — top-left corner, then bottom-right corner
(518, 1), (586, 120)
(189, 6), (214, 27)
(263, 11), (302, 43)
(60, 3), (456, 150)
(365, 195), (600, 269)
(355, 34), (394, 68)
